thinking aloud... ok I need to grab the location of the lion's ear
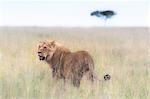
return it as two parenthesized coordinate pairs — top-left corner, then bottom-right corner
(38, 41), (43, 47)
(51, 41), (56, 47)
(39, 41), (46, 44)
(38, 41), (43, 44)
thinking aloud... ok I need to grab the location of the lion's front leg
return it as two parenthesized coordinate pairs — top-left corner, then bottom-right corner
(52, 67), (63, 80)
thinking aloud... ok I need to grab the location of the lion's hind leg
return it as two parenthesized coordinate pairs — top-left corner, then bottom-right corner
(72, 71), (84, 87)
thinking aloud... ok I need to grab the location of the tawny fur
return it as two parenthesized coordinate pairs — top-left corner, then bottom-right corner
(38, 41), (95, 87)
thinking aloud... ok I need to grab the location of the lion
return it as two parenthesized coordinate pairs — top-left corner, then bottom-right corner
(37, 41), (110, 87)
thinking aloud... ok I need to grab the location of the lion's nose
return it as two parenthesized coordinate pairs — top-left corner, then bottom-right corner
(38, 52), (42, 54)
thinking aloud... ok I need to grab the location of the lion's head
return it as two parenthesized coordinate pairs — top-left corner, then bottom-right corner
(37, 41), (57, 61)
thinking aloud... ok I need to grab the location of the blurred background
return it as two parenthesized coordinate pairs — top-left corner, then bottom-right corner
(0, 0), (149, 27)
(0, 0), (149, 99)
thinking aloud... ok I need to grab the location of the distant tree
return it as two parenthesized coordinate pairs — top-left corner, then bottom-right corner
(91, 10), (116, 26)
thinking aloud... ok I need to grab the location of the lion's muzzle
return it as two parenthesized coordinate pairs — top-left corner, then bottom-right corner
(38, 55), (45, 60)
(38, 52), (46, 60)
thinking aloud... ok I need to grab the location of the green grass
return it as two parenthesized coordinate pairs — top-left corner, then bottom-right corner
(0, 27), (149, 99)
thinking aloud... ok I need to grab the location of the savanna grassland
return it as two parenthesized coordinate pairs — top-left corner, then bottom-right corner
(0, 27), (149, 99)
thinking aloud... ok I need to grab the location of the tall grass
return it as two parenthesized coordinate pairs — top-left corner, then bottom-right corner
(0, 27), (149, 99)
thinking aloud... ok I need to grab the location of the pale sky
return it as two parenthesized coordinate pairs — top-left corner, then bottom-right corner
(0, 0), (149, 27)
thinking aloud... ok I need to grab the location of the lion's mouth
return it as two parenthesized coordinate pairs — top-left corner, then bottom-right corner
(39, 55), (45, 60)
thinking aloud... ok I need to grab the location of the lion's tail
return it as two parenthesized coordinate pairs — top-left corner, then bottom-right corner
(86, 55), (111, 82)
